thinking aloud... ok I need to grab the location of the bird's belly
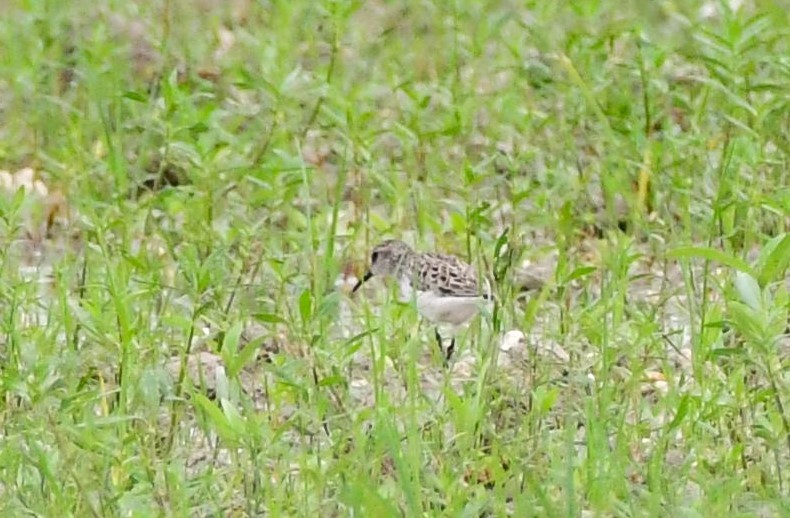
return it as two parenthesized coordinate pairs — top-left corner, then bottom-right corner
(415, 292), (482, 325)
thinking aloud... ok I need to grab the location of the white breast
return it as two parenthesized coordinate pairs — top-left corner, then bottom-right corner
(397, 278), (414, 303)
(415, 291), (486, 326)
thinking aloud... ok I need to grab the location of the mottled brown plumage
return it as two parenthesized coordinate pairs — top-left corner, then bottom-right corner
(352, 239), (491, 361)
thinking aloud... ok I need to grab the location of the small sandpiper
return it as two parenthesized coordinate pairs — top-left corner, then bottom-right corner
(352, 239), (492, 360)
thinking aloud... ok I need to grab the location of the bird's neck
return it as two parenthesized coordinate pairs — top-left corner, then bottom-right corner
(393, 252), (416, 279)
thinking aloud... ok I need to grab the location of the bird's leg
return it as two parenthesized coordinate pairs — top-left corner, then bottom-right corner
(435, 328), (456, 363)
(434, 328), (444, 357)
(445, 338), (455, 361)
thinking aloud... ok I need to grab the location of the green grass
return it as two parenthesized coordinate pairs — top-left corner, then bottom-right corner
(1, 0), (789, 515)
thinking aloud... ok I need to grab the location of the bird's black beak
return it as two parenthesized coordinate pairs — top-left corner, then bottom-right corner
(352, 271), (374, 293)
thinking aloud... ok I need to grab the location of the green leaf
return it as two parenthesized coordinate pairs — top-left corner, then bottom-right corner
(755, 233), (790, 286)
(214, 367), (231, 401)
(226, 336), (265, 378)
(254, 313), (288, 324)
(710, 347), (746, 358)
(220, 398), (246, 436)
(342, 329), (379, 359)
(538, 387), (559, 414)
(703, 320), (727, 330)
(690, 75), (758, 116)
(667, 395), (691, 432)
(734, 271), (762, 312)
(221, 321), (244, 355)
(317, 373), (346, 387)
(299, 289), (313, 322)
(192, 393), (240, 444)
(532, 386), (559, 415)
(340, 478), (402, 516)
(562, 266), (597, 284)
(667, 246), (753, 275)
(727, 300), (763, 344)
(493, 227), (509, 259)
(122, 90), (148, 102)
(316, 291), (340, 319)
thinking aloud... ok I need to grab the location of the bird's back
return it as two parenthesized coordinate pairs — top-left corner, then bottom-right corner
(413, 252), (481, 298)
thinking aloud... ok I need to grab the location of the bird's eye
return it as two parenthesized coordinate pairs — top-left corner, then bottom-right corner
(371, 251), (379, 263)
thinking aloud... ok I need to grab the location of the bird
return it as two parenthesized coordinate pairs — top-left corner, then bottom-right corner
(351, 239), (492, 361)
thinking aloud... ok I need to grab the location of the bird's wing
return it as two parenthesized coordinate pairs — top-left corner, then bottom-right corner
(417, 253), (481, 298)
